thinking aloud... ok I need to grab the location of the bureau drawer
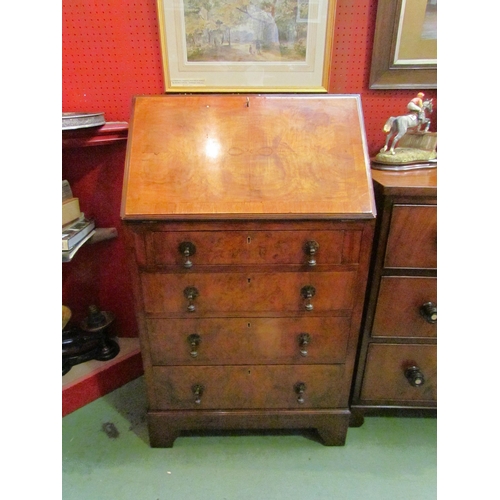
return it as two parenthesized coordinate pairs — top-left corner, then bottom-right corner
(141, 270), (357, 315)
(151, 365), (346, 409)
(360, 344), (436, 403)
(147, 316), (350, 365)
(372, 277), (437, 338)
(385, 204), (437, 269)
(148, 229), (361, 267)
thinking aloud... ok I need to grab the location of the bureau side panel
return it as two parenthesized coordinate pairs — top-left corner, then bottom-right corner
(122, 224), (156, 405)
(341, 221), (375, 404)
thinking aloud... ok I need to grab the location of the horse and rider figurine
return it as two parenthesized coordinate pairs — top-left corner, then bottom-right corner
(381, 93), (434, 155)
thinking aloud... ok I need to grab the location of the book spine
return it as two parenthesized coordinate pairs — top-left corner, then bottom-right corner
(62, 220), (95, 250)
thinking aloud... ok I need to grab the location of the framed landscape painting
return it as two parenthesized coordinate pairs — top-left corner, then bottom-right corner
(157, 0), (337, 92)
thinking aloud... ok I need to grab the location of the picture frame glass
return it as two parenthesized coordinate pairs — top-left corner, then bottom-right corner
(394, 0), (437, 65)
(157, 0), (336, 92)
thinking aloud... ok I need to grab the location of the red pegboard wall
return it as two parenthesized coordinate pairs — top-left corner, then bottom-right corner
(62, 0), (164, 120)
(331, 0), (374, 91)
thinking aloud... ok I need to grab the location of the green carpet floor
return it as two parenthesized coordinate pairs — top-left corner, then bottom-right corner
(62, 377), (437, 499)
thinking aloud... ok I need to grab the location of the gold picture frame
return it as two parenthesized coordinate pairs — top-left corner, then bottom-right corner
(156, 0), (337, 93)
(369, 0), (437, 89)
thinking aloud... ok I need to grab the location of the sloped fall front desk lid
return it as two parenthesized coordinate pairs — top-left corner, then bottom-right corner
(121, 94), (375, 220)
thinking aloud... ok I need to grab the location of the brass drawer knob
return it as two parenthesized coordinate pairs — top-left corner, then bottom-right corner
(183, 286), (199, 312)
(300, 285), (316, 311)
(304, 240), (319, 266)
(187, 333), (201, 358)
(294, 382), (307, 404)
(419, 302), (437, 324)
(404, 366), (425, 387)
(192, 384), (204, 404)
(178, 241), (196, 268)
(298, 333), (311, 357)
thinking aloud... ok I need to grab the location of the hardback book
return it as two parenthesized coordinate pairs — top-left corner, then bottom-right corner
(62, 217), (95, 251)
(62, 197), (81, 226)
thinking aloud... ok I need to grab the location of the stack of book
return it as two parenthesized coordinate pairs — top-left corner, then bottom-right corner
(62, 215), (96, 262)
(62, 180), (95, 262)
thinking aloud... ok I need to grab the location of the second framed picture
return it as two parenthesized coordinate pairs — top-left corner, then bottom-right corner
(156, 0), (337, 93)
(369, 0), (437, 89)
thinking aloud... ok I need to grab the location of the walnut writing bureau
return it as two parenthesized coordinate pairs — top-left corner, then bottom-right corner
(121, 94), (376, 447)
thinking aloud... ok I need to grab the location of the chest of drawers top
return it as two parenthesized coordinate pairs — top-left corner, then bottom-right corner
(371, 168), (437, 197)
(121, 94), (376, 221)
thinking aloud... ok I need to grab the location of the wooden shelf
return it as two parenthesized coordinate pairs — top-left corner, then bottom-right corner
(62, 337), (143, 417)
(62, 120), (137, 417)
(62, 227), (119, 263)
(62, 121), (128, 148)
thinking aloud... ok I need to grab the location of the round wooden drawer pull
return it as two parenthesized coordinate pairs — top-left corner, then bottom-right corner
(419, 302), (437, 324)
(404, 366), (425, 387)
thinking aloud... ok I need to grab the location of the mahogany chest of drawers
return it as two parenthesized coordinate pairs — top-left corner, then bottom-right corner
(350, 168), (437, 423)
(121, 94), (376, 446)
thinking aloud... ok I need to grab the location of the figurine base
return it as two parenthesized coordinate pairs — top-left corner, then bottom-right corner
(374, 147), (436, 164)
(371, 160), (437, 171)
